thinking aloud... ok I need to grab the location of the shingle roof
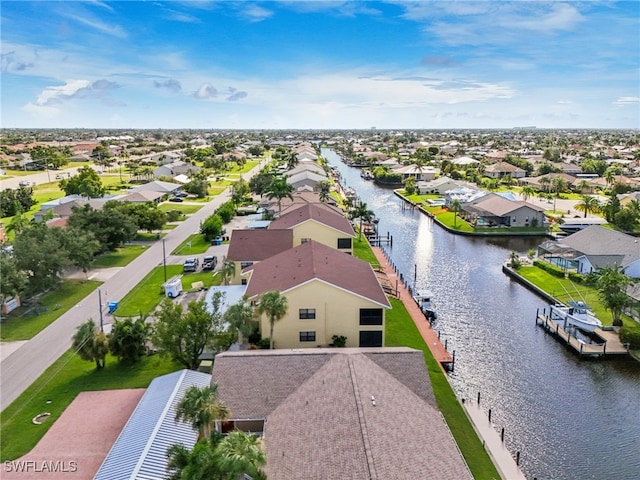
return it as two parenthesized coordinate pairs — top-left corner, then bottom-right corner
(269, 203), (355, 237)
(560, 225), (639, 266)
(94, 370), (211, 480)
(211, 348), (472, 480)
(243, 240), (390, 307)
(466, 193), (544, 216)
(226, 229), (293, 262)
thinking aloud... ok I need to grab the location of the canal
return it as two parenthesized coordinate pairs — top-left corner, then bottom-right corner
(323, 148), (640, 480)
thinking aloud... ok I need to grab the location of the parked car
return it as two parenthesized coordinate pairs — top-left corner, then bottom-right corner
(175, 191), (189, 198)
(18, 180), (31, 187)
(169, 196), (184, 202)
(202, 255), (217, 270)
(183, 257), (199, 272)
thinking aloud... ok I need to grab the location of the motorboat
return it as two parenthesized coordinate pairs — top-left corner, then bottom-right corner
(549, 301), (603, 333)
(413, 290), (437, 321)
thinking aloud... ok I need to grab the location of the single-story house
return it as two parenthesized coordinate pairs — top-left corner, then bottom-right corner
(131, 180), (182, 195)
(392, 164), (438, 182)
(286, 170), (328, 191)
(537, 225), (640, 277)
(484, 162), (527, 179)
(461, 193), (546, 228)
(418, 176), (475, 195)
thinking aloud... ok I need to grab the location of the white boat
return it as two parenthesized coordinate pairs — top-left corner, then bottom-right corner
(413, 290), (437, 321)
(549, 301), (603, 333)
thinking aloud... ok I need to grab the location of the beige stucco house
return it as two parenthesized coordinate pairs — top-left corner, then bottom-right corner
(269, 203), (355, 254)
(243, 241), (391, 348)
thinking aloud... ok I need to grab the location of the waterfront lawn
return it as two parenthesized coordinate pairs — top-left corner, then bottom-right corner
(92, 245), (148, 268)
(353, 237), (379, 265)
(0, 281), (101, 342)
(114, 265), (182, 317)
(0, 351), (181, 462)
(172, 233), (210, 255)
(385, 298), (501, 480)
(434, 209), (476, 233)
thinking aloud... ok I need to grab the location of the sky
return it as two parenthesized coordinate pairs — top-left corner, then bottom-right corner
(1, 1), (639, 130)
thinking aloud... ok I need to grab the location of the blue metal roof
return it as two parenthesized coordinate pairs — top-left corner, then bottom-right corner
(94, 369), (211, 480)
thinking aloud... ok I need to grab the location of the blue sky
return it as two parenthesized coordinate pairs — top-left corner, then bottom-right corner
(2, 1), (639, 129)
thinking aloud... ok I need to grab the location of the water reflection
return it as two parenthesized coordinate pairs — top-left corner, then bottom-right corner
(323, 148), (640, 480)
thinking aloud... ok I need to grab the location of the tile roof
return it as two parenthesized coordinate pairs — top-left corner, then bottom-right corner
(226, 229), (293, 262)
(269, 203), (355, 237)
(211, 348), (472, 480)
(243, 240), (390, 308)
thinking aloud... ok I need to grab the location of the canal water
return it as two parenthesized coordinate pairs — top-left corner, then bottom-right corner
(323, 148), (640, 480)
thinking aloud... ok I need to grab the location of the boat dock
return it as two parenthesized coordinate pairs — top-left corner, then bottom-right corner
(372, 246), (454, 369)
(536, 309), (629, 358)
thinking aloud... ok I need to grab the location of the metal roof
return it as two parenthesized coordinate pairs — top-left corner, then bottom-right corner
(94, 369), (211, 480)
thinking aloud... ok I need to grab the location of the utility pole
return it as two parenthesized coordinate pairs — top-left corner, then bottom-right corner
(162, 238), (167, 282)
(98, 288), (104, 332)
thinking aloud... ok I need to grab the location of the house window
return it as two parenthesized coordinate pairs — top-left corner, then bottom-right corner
(359, 308), (383, 325)
(337, 238), (352, 249)
(240, 261), (253, 269)
(241, 279), (247, 286)
(299, 331), (316, 342)
(359, 330), (382, 347)
(299, 308), (316, 319)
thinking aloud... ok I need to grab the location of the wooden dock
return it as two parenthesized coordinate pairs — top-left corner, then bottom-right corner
(372, 247), (454, 369)
(536, 309), (629, 358)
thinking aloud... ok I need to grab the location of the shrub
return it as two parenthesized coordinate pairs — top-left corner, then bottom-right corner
(216, 201), (236, 224)
(331, 335), (347, 347)
(619, 327), (640, 349)
(533, 260), (565, 278)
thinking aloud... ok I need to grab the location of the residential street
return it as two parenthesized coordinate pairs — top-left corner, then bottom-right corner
(0, 161), (265, 411)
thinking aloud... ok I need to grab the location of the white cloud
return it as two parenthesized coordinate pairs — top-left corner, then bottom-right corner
(614, 96), (640, 106)
(36, 79), (91, 105)
(22, 102), (60, 118)
(240, 5), (273, 22)
(62, 12), (127, 38)
(193, 82), (218, 99)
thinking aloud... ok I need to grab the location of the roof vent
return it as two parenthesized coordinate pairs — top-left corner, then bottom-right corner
(371, 395), (376, 407)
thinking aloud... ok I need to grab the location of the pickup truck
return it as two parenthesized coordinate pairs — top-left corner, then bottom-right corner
(183, 257), (199, 272)
(202, 255), (217, 270)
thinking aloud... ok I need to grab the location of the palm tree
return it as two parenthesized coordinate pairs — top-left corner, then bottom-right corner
(216, 430), (266, 480)
(72, 319), (109, 369)
(263, 177), (294, 215)
(220, 257), (236, 286)
(575, 179), (591, 194)
(539, 175), (551, 193)
(349, 201), (374, 241)
(521, 185), (537, 202)
(175, 385), (229, 440)
(552, 177), (567, 213)
(257, 290), (288, 350)
(223, 296), (254, 347)
(315, 179), (332, 203)
(596, 264), (630, 327)
(450, 199), (462, 228)
(574, 195), (601, 218)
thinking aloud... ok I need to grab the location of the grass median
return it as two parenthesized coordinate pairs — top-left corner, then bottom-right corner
(172, 233), (211, 255)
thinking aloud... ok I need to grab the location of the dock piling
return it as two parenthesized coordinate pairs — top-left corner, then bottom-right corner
(488, 408), (492, 423)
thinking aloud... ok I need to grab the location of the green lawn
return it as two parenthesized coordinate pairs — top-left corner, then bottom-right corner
(113, 265), (182, 317)
(172, 233), (211, 255)
(385, 298), (501, 479)
(92, 245), (148, 268)
(0, 351), (181, 462)
(158, 203), (203, 214)
(0, 281), (101, 342)
(352, 237), (379, 266)
(135, 231), (165, 241)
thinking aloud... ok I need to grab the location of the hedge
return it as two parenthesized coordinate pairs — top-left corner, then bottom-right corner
(619, 326), (640, 349)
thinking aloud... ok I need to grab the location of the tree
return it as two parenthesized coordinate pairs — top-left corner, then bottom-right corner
(220, 258), (236, 286)
(184, 178), (210, 198)
(59, 166), (106, 198)
(403, 176), (416, 195)
(256, 290), (288, 349)
(450, 199), (462, 227)
(68, 204), (138, 252)
(109, 316), (150, 365)
(105, 201), (167, 232)
(551, 177), (567, 213)
(521, 185), (536, 202)
(349, 201), (374, 241)
(30, 145), (70, 169)
(72, 319), (109, 369)
(575, 179), (592, 194)
(315, 179), (332, 203)
(0, 187), (35, 217)
(60, 227), (101, 270)
(216, 430), (266, 480)
(200, 213), (223, 241)
(230, 179), (250, 207)
(222, 296), (254, 346)
(0, 250), (28, 303)
(596, 265), (631, 327)
(152, 295), (234, 370)
(175, 384), (229, 440)
(574, 195), (601, 218)
(263, 177), (293, 215)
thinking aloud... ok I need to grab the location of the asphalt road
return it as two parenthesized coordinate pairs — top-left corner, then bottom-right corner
(0, 161), (266, 411)
(0, 166), (86, 191)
